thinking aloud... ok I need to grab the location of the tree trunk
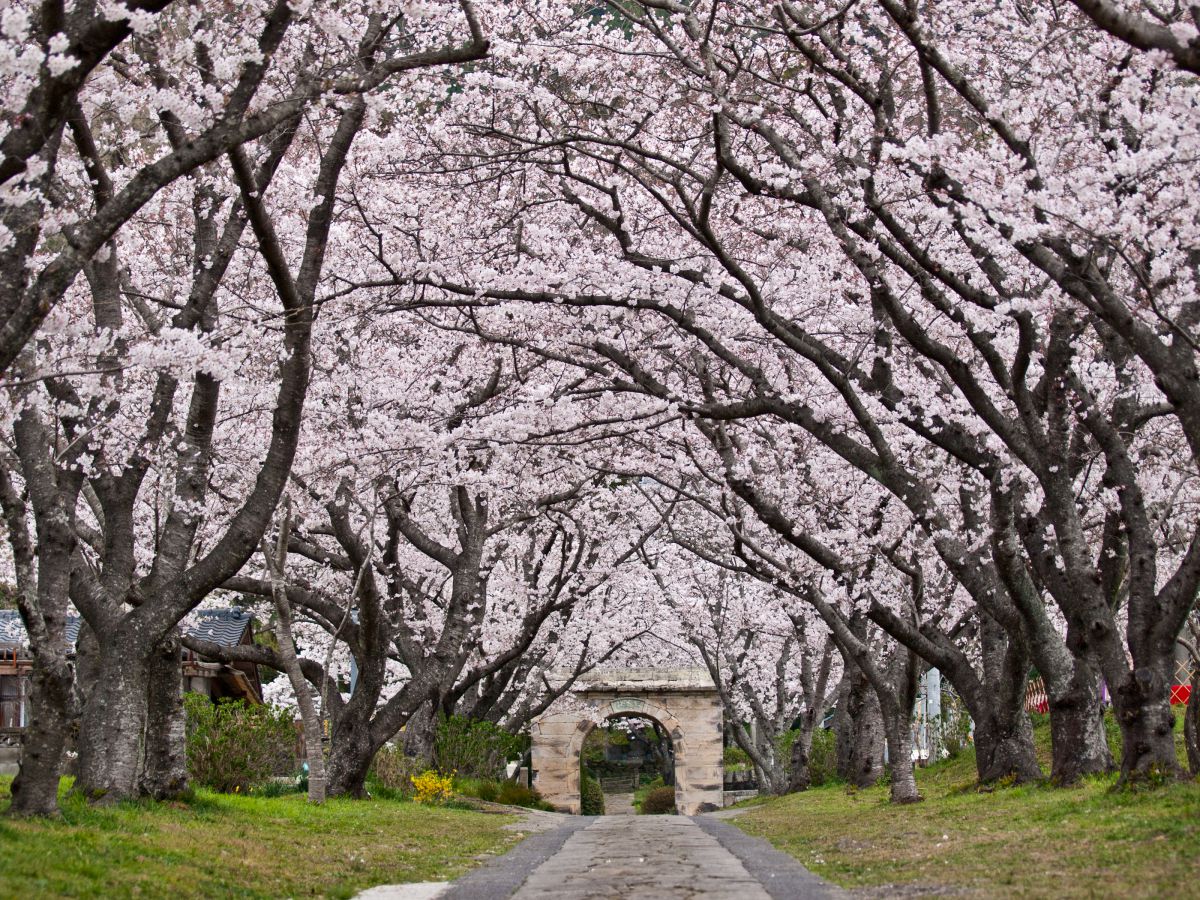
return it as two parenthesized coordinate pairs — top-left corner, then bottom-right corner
(325, 717), (379, 798)
(1047, 663), (1114, 784)
(881, 708), (921, 803)
(787, 724), (814, 792)
(1184, 667), (1199, 777)
(755, 742), (789, 796)
(73, 645), (149, 802)
(1114, 665), (1182, 784)
(139, 632), (188, 801)
(973, 612), (1043, 784)
(834, 670), (885, 787)
(266, 530), (327, 804)
(972, 705), (1042, 785)
(8, 652), (74, 817)
(403, 701), (438, 767)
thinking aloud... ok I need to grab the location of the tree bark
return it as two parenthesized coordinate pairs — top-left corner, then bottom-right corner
(973, 706), (1042, 785)
(2, 411), (84, 817)
(1047, 662), (1114, 784)
(73, 643), (149, 802)
(877, 643), (923, 804)
(139, 632), (189, 800)
(263, 505), (327, 804)
(325, 716), (380, 798)
(833, 669), (885, 787)
(8, 652), (74, 817)
(881, 706), (921, 803)
(1114, 665), (1181, 784)
(787, 724), (815, 792)
(1185, 667), (1199, 777)
(403, 701), (438, 767)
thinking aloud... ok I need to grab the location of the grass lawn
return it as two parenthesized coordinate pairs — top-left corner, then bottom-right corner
(0, 778), (520, 899)
(734, 715), (1200, 898)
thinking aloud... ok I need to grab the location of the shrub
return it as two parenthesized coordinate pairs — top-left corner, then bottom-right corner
(434, 715), (522, 780)
(453, 777), (554, 810)
(807, 728), (838, 786)
(184, 694), (297, 794)
(581, 729), (608, 769)
(495, 780), (553, 810)
(608, 728), (631, 747)
(633, 775), (664, 811)
(370, 744), (425, 795)
(455, 777), (499, 802)
(411, 769), (454, 804)
(640, 786), (676, 814)
(775, 727), (837, 787)
(723, 745), (751, 770)
(581, 772), (605, 815)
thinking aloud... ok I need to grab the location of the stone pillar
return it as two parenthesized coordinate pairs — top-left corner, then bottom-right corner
(531, 713), (587, 814)
(670, 691), (723, 814)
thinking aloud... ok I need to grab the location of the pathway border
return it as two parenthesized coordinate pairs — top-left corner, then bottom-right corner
(693, 815), (845, 900)
(440, 817), (596, 900)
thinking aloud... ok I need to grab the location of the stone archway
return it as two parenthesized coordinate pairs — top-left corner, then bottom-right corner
(530, 668), (723, 815)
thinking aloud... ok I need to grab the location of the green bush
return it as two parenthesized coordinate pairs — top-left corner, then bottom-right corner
(723, 745), (752, 769)
(808, 728), (837, 786)
(496, 780), (553, 810)
(455, 777), (499, 802)
(632, 775), (664, 810)
(184, 694), (297, 794)
(453, 776), (554, 810)
(640, 785), (676, 814)
(776, 727), (837, 787)
(435, 715), (523, 779)
(253, 779), (298, 798)
(581, 772), (605, 815)
(370, 744), (424, 795)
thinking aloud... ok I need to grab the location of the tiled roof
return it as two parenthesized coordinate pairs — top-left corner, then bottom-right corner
(0, 607), (251, 650)
(186, 608), (254, 646)
(0, 610), (82, 648)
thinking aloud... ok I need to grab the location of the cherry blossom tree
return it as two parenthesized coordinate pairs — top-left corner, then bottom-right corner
(0, 0), (488, 375)
(344, 0), (1198, 785)
(0, 2), (488, 814)
(186, 320), (667, 796)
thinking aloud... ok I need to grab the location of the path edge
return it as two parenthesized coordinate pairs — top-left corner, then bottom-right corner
(440, 816), (596, 900)
(693, 814), (846, 900)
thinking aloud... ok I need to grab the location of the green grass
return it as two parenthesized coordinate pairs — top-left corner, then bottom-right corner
(0, 777), (519, 899)
(735, 715), (1200, 898)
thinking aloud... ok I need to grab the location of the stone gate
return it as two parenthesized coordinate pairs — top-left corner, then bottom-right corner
(530, 667), (723, 815)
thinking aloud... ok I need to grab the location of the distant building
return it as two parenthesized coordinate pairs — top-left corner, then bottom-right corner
(0, 608), (262, 772)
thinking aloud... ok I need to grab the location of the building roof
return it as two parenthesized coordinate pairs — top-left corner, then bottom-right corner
(0, 611), (82, 648)
(0, 607), (253, 651)
(185, 608), (255, 646)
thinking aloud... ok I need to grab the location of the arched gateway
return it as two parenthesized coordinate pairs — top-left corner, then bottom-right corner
(531, 668), (724, 815)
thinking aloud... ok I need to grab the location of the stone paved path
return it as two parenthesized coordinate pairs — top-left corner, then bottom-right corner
(603, 792), (636, 815)
(512, 816), (770, 899)
(432, 814), (841, 900)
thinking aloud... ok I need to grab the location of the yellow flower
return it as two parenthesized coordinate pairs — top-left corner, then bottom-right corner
(411, 769), (454, 805)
